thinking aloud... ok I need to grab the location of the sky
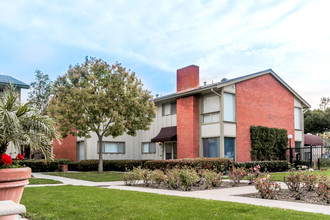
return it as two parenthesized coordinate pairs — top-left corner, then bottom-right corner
(0, 0), (329, 109)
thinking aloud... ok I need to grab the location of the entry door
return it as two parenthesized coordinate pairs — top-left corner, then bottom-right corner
(77, 142), (85, 161)
(164, 142), (177, 160)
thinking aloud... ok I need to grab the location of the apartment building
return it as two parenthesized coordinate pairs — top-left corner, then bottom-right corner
(53, 65), (310, 162)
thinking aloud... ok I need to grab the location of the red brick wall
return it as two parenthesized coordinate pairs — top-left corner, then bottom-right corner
(53, 134), (77, 162)
(177, 65), (199, 93)
(177, 96), (199, 158)
(236, 74), (294, 162)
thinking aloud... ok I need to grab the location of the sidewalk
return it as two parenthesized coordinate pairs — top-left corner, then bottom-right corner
(29, 173), (330, 216)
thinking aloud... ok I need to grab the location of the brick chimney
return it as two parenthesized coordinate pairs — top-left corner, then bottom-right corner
(177, 65), (199, 93)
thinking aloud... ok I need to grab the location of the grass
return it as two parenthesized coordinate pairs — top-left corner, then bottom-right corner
(45, 171), (124, 182)
(21, 185), (329, 220)
(269, 168), (330, 181)
(28, 178), (62, 185)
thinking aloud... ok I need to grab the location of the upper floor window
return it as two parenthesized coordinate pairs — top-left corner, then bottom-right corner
(294, 107), (301, 130)
(224, 93), (235, 122)
(162, 103), (176, 116)
(202, 94), (220, 123)
(142, 142), (156, 154)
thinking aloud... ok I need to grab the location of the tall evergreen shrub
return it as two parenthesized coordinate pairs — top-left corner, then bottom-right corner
(250, 126), (288, 160)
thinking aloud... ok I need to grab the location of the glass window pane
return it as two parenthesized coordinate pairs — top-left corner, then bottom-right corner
(150, 143), (156, 153)
(118, 143), (124, 153)
(203, 137), (220, 157)
(105, 143), (118, 153)
(203, 114), (211, 123)
(224, 138), (235, 160)
(224, 93), (235, 122)
(203, 95), (220, 113)
(164, 103), (171, 115)
(294, 108), (301, 129)
(142, 143), (149, 153)
(171, 103), (177, 114)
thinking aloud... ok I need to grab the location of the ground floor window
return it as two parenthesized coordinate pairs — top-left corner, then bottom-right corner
(98, 142), (125, 154)
(203, 137), (220, 157)
(224, 137), (235, 160)
(164, 142), (177, 159)
(142, 142), (156, 154)
(77, 142), (85, 161)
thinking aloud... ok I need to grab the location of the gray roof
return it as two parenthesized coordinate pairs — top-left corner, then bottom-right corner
(0, 74), (30, 89)
(153, 69), (310, 108)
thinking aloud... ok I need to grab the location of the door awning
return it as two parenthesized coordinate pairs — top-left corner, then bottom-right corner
(151, 126), (177, 142)
(304, 134), (323, 146)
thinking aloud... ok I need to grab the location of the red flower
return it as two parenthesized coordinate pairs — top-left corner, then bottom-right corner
(15, 153), (24, 161)
(1, 154), (12, 166)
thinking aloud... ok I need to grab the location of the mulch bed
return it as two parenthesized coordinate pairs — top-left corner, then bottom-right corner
(130, 181), (250, 191)
(239, 189), (329, 206)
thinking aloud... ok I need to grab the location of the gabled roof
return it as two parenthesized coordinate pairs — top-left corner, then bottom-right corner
(153, 69), (310, 108)
(0, 74), (30, 89)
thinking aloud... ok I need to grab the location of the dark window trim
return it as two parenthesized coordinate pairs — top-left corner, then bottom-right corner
(141, 142), (156, 154)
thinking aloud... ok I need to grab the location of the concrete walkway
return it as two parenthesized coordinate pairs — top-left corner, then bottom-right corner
(29, 173), (330, 216)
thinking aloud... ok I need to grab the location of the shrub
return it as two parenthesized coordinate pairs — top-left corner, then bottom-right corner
(247, 165), (261, 184)
(254, 174), (281, 199)
(177, 167), (200, 191)
(319, 158), (330, 168)
(302, 172), (318, 191)
(316, 176), (329, 204)
(250, 125), (287, 161)
(78, 160), (149, 171)
(67, 162), (79, 171)
(283, 171), (304, 200)
(164, 168), (181, 189)
(138, 168), (151, 187)
(16, 159), (71, 172)
(149, 170), (166, 187)
(200, 169), (223, 189)
(229, 167), (247, 185)
(123, 167), (143, 186)
(144, 158), (233, 172)
(234, 160), (289, 172)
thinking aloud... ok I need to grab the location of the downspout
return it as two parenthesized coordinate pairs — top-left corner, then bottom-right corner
(211, 87), (221, 97)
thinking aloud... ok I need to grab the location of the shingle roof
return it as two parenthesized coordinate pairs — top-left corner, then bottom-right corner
(0, 74), (29, 89)
(153, 69), (310, 108)
(304, 134), (323, 146)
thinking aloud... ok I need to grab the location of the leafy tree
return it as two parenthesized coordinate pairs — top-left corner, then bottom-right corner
(319, 97), (330, 111)
(0, 83), (58, 158)
(28, 70), (53, 115)
(48, 57), (155, 173)
(304, 108), (330, 134)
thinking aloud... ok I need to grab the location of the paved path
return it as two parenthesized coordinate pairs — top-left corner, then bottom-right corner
(29, 173), (330, 216)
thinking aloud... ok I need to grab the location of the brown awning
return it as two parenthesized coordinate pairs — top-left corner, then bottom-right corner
(304, 134), (323, 146)
(151, 126), (177, 142)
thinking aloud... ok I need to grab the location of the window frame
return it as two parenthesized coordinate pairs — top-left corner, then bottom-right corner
(294, 107), (302, 130)
(202, 111), (220, 124)
(162, 102), (177, 116)
(223, 93), (236, 122)
(224, 137), (236, 161)
(97, 141), (125, 154)
(202, 137), (220, 158)
(141, 142), (156, 154)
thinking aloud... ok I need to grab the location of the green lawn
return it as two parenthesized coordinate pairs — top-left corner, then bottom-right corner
(269, 169), (330, 181)
(45, 171), (124, 182)
(28, 178), (62, 185)
(21, 186), (328, 220)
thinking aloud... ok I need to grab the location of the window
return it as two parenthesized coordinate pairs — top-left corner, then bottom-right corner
(202, 94), (220, 123)
(294, 107), (301, 129)
(77, 142), (85, 161)
(203, 137), (220, 157)
(224, 138), (235, 160)
(203, 112), (220, 123)
(142, 142), (156, 154)
(162, 103), (176, 116)
(295, 141), (301, 149)
(224, 93), (235, 122)
(98, 142), (125, 154)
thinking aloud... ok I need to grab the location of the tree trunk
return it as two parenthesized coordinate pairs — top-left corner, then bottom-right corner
(97, 135), (103, 174)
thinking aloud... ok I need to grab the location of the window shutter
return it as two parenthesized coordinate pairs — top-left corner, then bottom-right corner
(203, 95), (219, 113)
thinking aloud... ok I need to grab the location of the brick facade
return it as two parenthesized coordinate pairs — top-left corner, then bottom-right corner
(236, 74), (294, 162)
(177, 65), (199, 93)
(53, 134), (77, 162)
(177, 96), (200, 158)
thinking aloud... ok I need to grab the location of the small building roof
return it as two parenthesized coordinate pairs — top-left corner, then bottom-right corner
(0, 74), (30, 89)
(304, 134), (323, 146)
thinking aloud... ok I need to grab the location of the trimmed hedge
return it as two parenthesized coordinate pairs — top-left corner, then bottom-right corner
(144, 158), (233, 172)
(320, 158), (330, 168)
(234, 160), (289, 172)
(67, 162), (79, 171)
(250, 125), (288, 161)
(77, 160), (150, 171)
(16, 159), (71, 172)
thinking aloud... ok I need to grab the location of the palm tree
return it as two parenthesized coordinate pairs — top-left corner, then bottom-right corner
(0, 83), (58, 159)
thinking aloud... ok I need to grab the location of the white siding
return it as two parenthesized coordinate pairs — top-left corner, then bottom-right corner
(295, 130), (303, 141)
(223, 123), (236, 137)
(223, 85), (236, 94)
(201, 124), (220, 137)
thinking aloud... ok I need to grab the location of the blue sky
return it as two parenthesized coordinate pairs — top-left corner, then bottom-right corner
(0, 0), (329, 109)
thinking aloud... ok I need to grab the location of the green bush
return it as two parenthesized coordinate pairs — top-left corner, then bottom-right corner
(200, 169), (223, 188)
(320, 158), (330, 168)
(67, 162), (79, 171)
(250, 125), (288, 161)
(16, 159), (71, 172)
(234, 160), (289, 172)
(150, 170), (166, 187)
(144, 158), (233, 172)
(77, 160), (150, 171)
